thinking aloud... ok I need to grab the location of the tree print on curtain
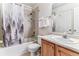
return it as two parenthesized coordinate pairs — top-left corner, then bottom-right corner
(2, 3), (24, 47)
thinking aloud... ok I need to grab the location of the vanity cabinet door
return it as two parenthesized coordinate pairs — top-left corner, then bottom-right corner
(41, 39), (55, 56)
(56, 46), (79, 56)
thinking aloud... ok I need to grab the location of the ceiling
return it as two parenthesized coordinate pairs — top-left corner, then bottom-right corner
(52, 3), (67, 9)
(23, 3), (37, 7)
(23, 3), (66, 8)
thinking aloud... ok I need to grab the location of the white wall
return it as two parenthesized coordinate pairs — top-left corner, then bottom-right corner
(34, 3), (53, 35)
(37, 3), (52, 18)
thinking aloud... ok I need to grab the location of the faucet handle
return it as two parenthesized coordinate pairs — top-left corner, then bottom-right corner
(63, 32), (68, 39)
(74, 29), (76, 32)
(69, 29), (71, 31)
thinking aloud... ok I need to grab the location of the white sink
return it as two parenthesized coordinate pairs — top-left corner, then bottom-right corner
(48, 35), (79, 44)
(48, 35), (61, 39)
(54, 37), (79, 44)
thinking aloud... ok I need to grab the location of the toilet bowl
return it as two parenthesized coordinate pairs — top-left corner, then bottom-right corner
(28, 43), (40, 56)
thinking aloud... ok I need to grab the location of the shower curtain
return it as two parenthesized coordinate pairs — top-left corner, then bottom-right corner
(2, 3), (24, 47)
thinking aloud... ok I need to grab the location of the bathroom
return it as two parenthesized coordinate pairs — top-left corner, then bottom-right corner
(0, 3), (79, 56)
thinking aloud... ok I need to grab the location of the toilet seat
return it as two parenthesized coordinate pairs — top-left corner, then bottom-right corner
(28, 43), (40, 52)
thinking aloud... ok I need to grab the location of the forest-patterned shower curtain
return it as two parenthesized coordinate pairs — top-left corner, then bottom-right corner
(2, 3), (24, 47)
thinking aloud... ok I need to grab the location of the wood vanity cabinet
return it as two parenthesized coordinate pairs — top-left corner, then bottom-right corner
(41, 39), (79, 56)
(41, 39), (55, 56)
(56, 45), (79, 56)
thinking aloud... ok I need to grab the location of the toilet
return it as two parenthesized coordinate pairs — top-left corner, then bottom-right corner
(28, 43), (40, 56)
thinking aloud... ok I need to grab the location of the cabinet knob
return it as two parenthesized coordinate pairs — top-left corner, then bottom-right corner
(58, 50), (61, 52)
(69, 29), (71, 31)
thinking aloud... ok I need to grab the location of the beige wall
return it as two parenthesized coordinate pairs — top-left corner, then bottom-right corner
(0, 4), (3, 41)
(23, 5), (34, 38)
(33, 3), (53, 35)
(32, 7), (39, 36)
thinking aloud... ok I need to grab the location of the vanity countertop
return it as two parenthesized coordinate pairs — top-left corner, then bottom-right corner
(38, 34), (79, 53)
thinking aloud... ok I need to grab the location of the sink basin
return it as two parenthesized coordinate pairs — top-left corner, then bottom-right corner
(48, 35), (61, 39)
(53, 37), (79, 44)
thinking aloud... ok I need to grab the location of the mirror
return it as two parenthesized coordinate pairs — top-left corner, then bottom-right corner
(52, 3), (79, 35)
(52, 9), (73, 34)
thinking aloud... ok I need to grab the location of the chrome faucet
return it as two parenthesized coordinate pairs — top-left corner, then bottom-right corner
(62, 32), (68, 39)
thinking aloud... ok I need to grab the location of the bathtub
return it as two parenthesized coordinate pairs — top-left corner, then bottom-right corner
(0, 42), (33, 56)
